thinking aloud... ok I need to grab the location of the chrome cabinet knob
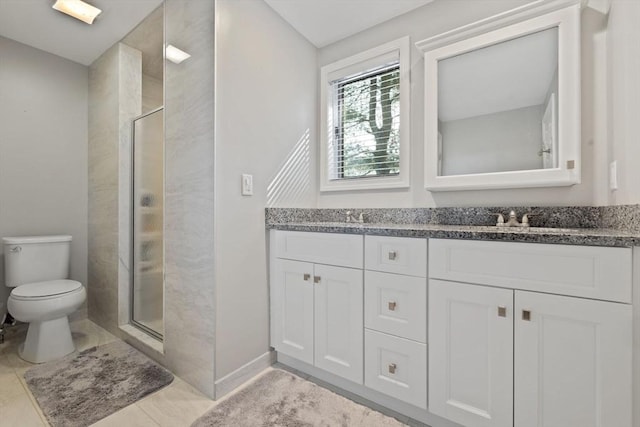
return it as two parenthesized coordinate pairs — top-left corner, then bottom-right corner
(388, 251), (397, 260)
(388, 301), (397, 311)
(388, 363), (397, 374)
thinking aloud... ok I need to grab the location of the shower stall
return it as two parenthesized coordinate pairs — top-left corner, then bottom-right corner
(131, 107), (164, 339)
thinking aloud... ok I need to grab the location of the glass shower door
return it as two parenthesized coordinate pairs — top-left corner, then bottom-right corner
(132, 107), (164, 339)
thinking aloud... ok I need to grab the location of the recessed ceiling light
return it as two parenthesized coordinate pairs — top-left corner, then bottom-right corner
(52, 0), (102, 25)
(165, 45), (191, 64)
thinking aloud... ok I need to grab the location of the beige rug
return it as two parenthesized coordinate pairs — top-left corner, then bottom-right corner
(24, 340), (174, 427)
(191, 369), (406, 426)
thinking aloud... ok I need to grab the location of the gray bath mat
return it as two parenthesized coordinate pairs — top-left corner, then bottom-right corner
(24, 340), (173, 427)
(191, 369), (406, 427)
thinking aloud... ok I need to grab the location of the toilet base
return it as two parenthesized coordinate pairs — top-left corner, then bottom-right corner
(19, 316), (75, 363)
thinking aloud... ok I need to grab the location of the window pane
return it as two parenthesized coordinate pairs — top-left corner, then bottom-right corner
(333, 65), (400, 180)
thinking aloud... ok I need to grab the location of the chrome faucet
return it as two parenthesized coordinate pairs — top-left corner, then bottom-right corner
(494, 210), (533, 228)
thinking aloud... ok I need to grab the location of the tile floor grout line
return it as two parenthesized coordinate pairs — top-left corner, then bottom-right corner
(125, 404), (163, 427)
(15, 370), (49, 426)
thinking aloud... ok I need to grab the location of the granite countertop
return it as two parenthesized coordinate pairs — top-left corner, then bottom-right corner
(267, 221), (640, 247)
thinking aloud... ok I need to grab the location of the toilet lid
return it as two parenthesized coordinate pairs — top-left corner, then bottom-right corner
(11, 280), (82, 298)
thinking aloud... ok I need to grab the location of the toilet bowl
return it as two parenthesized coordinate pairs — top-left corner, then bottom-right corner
(3, 235), (85, 364)
(8, 280), (86, 363)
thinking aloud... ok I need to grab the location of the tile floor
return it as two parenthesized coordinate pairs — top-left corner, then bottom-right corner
(0, 319), (424, 427)
(0, 319), (217, 427)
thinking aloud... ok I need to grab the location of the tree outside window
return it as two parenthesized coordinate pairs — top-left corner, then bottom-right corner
(334, 64), (400, 179)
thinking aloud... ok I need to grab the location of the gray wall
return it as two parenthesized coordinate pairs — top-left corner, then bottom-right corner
(0, 36), (88, 318)
(214, 0), (317, 383)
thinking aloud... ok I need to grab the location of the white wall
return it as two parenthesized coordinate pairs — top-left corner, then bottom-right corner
(316, 0), (612, 208)
(606, 0), (640, 205)
(214, 0), (317, 381)
(0, 36), (88, 318)
(441, 105), (544, 176)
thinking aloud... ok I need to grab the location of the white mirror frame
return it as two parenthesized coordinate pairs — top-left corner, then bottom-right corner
(418, 2), (582, 191)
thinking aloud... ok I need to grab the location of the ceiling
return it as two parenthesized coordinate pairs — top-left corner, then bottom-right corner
(439, 27), (559, 121)
(0, 0), (436, 67)
(0, 0), (163, 66)
(264, 0), (434, 48)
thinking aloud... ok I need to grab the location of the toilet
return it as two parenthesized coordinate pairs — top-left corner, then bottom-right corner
(3, 235), (86, 363)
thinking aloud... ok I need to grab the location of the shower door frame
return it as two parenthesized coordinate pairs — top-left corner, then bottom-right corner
(130, 106), (165, 341)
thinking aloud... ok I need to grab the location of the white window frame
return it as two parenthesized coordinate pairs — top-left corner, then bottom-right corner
(320, 36), (411, 192)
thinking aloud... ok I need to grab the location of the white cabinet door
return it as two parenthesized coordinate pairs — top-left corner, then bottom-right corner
(314, 264), (364, 384)
(429, 279), (514, 427)
(515, 291), (632, 427)
(272, 259), (314, 365)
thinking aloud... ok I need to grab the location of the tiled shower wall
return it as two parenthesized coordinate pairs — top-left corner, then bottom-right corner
(88, 0), (216, 399)
(162, 0), (216, 398)
(88, 43), (141, 332)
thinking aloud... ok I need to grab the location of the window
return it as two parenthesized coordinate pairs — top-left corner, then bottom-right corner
(320, 37), (410, 191)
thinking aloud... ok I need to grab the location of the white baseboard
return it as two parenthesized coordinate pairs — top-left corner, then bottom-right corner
(214, 350), (275, 399)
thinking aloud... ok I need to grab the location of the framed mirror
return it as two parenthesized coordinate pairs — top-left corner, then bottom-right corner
(419, 4), (581, 191)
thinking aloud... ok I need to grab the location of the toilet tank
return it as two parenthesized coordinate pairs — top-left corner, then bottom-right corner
(3, 235), (72, 288)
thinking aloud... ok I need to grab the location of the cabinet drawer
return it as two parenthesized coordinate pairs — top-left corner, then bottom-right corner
(364, 271), (426, 342)
(272, 230), (363, 268)
(364, 329), (427, 409)
(429, 239), (632, 303)
(365, 236), (427, 277)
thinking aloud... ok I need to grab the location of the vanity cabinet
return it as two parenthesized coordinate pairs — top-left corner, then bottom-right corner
(428, 239), (633, 427)
(271, 231), (364, 384)
(270, 230), (635, 427)
(364, 235), (428, 409)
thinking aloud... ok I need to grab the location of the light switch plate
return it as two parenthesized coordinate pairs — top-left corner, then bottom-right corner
(609, 161), (618, 191)
(242, 174), (253, 196)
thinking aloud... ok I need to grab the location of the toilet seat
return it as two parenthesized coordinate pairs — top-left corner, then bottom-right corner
(10, 279), (83, 301)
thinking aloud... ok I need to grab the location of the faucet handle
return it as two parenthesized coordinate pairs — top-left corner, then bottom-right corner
(490, 212), (505, 226)
(521, 212), (539, 226)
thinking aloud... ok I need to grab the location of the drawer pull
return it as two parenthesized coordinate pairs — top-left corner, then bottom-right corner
(498, 306), (506, 317)
(522, 310), (531, 321)
(388, 301), (397, 311)
(388, 363), (397, 374)
(303, 274), (310, 281)
(314, 276), (321, 284)
(388, 251), (397, 260)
